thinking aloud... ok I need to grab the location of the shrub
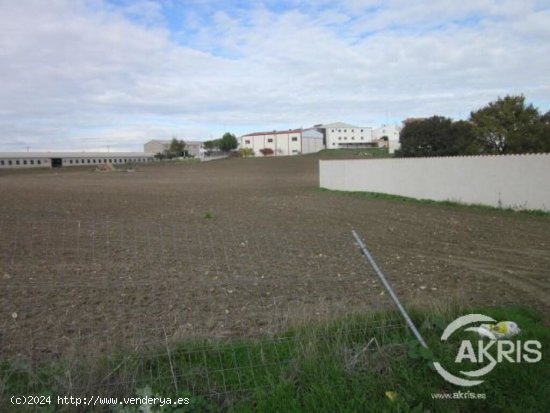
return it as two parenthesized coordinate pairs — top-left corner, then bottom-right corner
(259, 148), (274, 156)
(239, 148), (255, 158)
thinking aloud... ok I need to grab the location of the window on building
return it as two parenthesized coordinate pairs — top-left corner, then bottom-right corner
(9, 160), (12, 165)
(332, 143), (335, 146)
(292, 137), (298, 142)
(37, 160), (41, 164)
(69, 160), (73, 164)
(82, 159), (85, 163)
(23, 160), (27, 165)
(16, 160), (20, 165)
(351, 137), (355, 140)
(119, 159), (122, 163)
(332, 129), (335, 132)
(344, 137), (347, 140)
(361, 129), (364, 132)
(245, 140), (250, 144)
(30, 160), (34, 165)
(338, 137), (341, 140)
(0, 160), (4, 165)
(92, 159), (96, 163)
(338, 129), (341, 132)
(104, 159), (107, 163)
(344, 129), (347, 132)
(267, 138), (273, 143)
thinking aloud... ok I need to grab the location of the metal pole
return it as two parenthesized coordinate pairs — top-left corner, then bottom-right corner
(352, 229), (428, 348)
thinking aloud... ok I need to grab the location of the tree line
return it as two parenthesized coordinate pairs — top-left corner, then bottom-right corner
(154, 133), (238, 160)
(203, 133), (238, 152)
(397, 95), (550, 157)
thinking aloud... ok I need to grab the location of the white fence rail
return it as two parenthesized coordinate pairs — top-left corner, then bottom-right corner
(319, 154), (550, 211)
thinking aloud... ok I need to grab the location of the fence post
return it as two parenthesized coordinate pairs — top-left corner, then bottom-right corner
(352, 229), (428, 348)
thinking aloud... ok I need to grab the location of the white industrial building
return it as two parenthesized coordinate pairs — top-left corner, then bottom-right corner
(240, 128), (324, 156)
(0, 152), (154, 169)
(144, 140), (204, 157)
(372, 124), (401, 154)
(315, 122), (401, 154)
(240, 122), (401, 156)
(316, 122), (374, 149)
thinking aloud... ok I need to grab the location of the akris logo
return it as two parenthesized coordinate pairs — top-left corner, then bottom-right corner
(433, 314), (542, 387)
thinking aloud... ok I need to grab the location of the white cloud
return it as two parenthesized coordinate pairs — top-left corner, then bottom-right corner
(0, 0), (548, 150)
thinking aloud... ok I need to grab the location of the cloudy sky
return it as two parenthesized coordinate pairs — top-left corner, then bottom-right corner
(0, 0), (549, 151)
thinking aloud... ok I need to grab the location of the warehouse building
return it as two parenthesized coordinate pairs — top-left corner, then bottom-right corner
(0, 152), (154, 169)
(240, 128), (324, 156)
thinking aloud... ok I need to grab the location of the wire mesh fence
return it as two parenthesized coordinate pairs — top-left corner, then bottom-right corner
(0, 215), (404, 406)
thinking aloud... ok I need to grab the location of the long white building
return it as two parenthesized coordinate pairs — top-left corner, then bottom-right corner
(240, 128), (324, 156)
(0, 152), (154, 169)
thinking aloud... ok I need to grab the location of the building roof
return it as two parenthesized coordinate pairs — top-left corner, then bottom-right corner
(145, 139), (170, 144)
(319, 122), (365, 129)
(0, 152), (154, 158)
(241, 128), (303, 137)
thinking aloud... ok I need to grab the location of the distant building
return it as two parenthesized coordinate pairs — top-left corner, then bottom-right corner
(240, 128), (324, 156)
(143, 140), (204, 157)
(0, 152), (154, 169)
(144, 140), (170, 155)
(185, 141), (204, 158)
(316, 122), (374, 149)
(372, 124), (402, 154)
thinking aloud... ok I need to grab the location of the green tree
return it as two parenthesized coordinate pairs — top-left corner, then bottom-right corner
(541, 110), (550, 152)
(218, 133), (238, 152)
(397, 116), (478, 157)
(154, 152), (166, 160)
(165, 137), (186, 158)
(470, 95), (545, 154)
(203, 139), (221, 150)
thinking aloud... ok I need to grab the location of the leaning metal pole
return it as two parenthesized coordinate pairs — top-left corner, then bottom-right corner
(352, 229), (428, 349)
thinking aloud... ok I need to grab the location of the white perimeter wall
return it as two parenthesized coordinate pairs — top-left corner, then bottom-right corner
(320, 154), (550, 211)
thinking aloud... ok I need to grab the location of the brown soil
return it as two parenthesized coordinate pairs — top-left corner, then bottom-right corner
(1, 156), (549, 358)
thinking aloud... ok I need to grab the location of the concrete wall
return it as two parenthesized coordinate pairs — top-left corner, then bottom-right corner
(320, 154), (550, 211)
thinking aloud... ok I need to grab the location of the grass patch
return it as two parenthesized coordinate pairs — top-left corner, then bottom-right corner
(309, 148), (392, 159)
(1, 305), (548, 412)
(318, 188), (550, 217)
